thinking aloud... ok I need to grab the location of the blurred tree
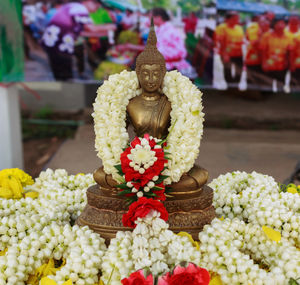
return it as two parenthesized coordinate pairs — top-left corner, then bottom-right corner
(177, 0), (201, 13)
(140, 0), (170, 10)
(177, 0), (214, 14)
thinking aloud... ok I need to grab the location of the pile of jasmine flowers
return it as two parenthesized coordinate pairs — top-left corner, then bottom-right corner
(0, 168), (299, 284)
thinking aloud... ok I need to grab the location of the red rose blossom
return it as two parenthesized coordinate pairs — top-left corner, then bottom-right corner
(158, 263), (210, 285)
(122, 197), (168, 228)
(121, 269), (154, 285)
(120, 135), (167, 187)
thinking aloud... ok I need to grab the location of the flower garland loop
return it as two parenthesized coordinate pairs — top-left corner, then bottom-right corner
(209, 171), (300, 247)
(199, 218), (300, 284)
(93, 70), (204, 184)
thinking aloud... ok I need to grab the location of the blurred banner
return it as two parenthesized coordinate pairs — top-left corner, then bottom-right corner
(0, 0), (24, 82)
(14, 0), (300, 93)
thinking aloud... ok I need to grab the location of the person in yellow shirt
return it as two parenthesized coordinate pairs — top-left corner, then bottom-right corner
(216, 11), (244, 85)
(260, 18), (292, 91)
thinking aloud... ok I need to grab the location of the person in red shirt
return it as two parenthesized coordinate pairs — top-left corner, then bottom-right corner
(286, 15), (300, 89)
(216, 11), (244, 85)
(260, 18), (292, 91)
(183, 12), (198, 34)
(246, 15), (270, 86)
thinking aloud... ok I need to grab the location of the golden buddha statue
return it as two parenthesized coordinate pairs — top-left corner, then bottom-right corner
(77, 22), (215, 240)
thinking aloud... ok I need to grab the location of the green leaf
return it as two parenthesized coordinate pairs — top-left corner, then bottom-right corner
(288, 278), (300, 285)
(145, 192), (157, 197)
(157, 139), (166, 145)
(126, 197), (137, 205)
(152, 186), (163, 191)
(117, 189), (133, 196)
(156, 175), (169, 183)
(114, 164), (123, 175)
(115, 183), (129, 189)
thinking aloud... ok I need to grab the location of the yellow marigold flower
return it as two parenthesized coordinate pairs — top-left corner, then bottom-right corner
(177, 231), (200, 250)
(209, 272), (223, 285)
(219, 216), (224, 221)
(262, 226), (281, 242)
(0, 175), (23, 199)
(0, 168), (34, 199)
(27, 258), (66, 285)
(40, 277), (72, 285)
(0, 168), (34, 187)
(0, 248), (7, 256)
(0, 186), (14, 199)
(287, 187), (298, 194)
(25, 191), (39, 199)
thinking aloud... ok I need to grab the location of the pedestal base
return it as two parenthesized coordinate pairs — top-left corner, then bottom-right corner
(77, 184), (215, 241)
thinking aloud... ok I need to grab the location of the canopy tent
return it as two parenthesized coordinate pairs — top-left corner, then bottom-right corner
(216, 0), (290, 16)
(101, 0), (145, 12)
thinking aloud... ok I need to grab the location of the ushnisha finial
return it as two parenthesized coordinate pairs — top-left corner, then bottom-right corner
(145, 18), (157, 48)
(136, 17), (166, 76)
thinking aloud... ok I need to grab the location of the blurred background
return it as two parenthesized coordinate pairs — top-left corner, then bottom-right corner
(1, 0), (300, 185)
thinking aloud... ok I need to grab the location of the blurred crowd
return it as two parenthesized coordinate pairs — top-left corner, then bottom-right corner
(22, 0), (202, 81)
(215, 11), (300, 92)
(23, 0), (300, 92)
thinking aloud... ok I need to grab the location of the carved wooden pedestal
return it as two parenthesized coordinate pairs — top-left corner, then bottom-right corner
(77, 184), (215, 241)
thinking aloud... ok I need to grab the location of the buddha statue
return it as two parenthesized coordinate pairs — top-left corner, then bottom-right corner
(77, 22), (215, 240)
(93, 23), (209, 194)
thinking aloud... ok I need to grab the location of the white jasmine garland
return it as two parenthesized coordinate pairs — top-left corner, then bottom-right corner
(27, 168), (94, 220)
(0, 169), (106, 285)
(2, 168), (300, 284)
(209, 171), (300, 247)
(0, 223), (106, 285)
(199, 218), (300, 284)
(44, 225), (106, 285)
(101, 211), (201, 284)
(93, 70), (204, 184)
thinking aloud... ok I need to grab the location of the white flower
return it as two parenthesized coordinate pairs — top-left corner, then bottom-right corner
(101, 214), (201, 283)
(43, 25), (60, 47)
(59, 34), (74, 53)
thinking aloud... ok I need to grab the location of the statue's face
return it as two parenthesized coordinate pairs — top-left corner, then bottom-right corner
(138, 64), (163, 93)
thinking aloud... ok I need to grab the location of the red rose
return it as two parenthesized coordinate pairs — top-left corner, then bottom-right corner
(120, 135), (167, 187)
(122, 197), (168, 228)
(158, 263), (210, 285)
(121, 269), (154, 285)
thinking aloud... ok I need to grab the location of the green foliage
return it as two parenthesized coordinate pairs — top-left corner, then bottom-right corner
(140, 0), (170, 10)
(34, 106), (53, 119)
(288, 278), (300, 285)
(178, 0), (202, 13)
(22, 121), (77, 140)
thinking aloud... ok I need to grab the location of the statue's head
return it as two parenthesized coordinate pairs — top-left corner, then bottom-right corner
(136, 19), (166, 93)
